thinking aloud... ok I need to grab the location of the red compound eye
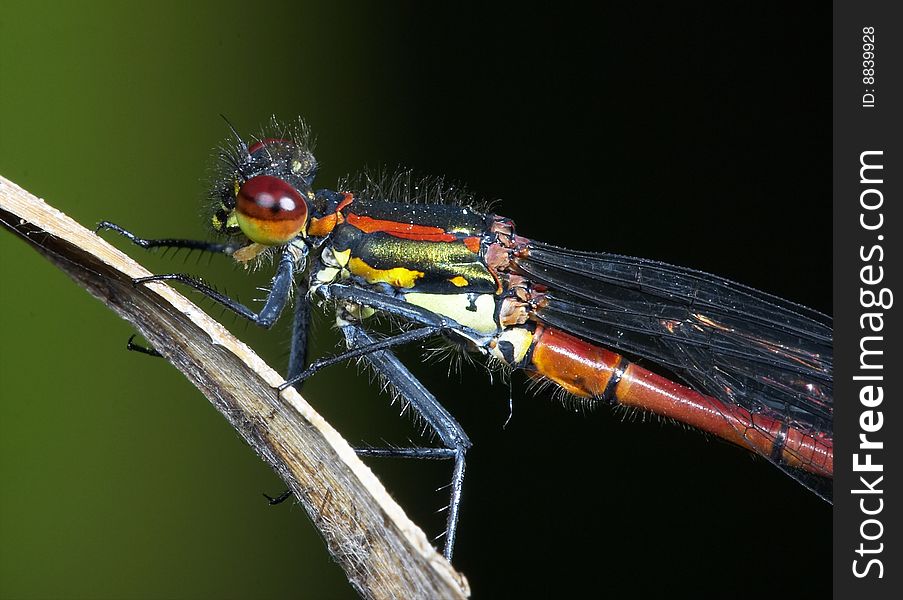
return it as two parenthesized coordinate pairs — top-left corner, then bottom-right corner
(235, 175), (308, 245)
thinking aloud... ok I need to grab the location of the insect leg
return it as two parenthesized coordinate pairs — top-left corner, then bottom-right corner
(278, 326), (442, 391)
(342, 323), (470, 561)
(96, 221), (244, 255)
(98, 222), (251, 347)
(286, 281), (310, 392)
(134, 249), (295, 328)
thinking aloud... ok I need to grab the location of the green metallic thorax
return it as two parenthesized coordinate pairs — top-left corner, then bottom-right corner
(313, 197), (503, 335)
(329, 199), (496, 295)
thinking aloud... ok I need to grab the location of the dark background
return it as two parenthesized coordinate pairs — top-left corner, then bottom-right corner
(0, 3), (830, 598)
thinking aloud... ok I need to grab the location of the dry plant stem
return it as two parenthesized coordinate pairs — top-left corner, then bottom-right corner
(0, 175), (470, 600)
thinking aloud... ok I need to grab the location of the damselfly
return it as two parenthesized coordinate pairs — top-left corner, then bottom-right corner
(97, 118), (833, 561)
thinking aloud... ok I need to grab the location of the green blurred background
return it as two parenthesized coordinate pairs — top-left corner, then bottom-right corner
(0, 3), (398, 598)
(2, 3), (832, 599)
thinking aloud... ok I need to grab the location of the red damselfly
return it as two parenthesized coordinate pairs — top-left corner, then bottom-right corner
(96, 118), (833, 561)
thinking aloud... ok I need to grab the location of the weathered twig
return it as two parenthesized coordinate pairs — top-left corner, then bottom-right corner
(0, 175), (470, 600)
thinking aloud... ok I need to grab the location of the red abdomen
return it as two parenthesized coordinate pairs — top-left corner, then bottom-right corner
(526, 324), (833, 478)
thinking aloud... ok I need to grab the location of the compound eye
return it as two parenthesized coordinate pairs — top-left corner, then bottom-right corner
(235, 175), (307, 245)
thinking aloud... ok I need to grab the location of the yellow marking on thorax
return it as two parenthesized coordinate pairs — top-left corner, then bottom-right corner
(349, 257), (424, 289)
(491, 327), (535, 364)
(448, 276), (469, 287)
(404, 293), (498, 334)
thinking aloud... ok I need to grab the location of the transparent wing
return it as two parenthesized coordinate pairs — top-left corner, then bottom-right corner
(515, 241), (833, 501)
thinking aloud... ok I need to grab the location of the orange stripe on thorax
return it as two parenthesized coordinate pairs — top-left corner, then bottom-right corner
(463, 236), (481, 253)
(307, 193), (354, 237)
(345, 213), (458, 242)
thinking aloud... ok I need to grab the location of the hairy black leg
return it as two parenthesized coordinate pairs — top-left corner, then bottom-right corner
(298, 282), (477, 559)
(98, 221), (258, 360)
(342, 324), (470, 561)
(286, 281), (310, 392)
(103, 228), (318, 509)
(96, 221), (244, 255)
(134, 249), (295, 328)
(354, 447), (458, 459)
(277, 326), (442, 391)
